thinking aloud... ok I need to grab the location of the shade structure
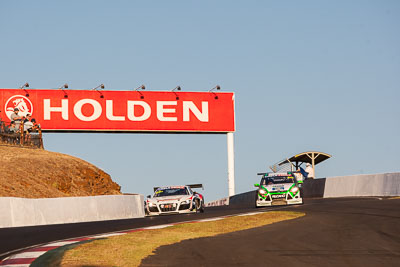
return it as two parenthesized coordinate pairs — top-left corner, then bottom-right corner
(286, 151), (332, 166)
(272, 151), (332, 178)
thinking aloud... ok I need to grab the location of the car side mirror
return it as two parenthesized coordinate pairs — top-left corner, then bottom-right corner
(254, 183), (260, 187)
(147, 195), (151, 198)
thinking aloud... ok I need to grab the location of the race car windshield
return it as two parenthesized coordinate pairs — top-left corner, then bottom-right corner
(153, 188), (188, 197)
(261, 176), (294, 185)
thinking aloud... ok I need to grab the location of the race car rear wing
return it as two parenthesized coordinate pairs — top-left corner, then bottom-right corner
(257, 171), (301, 176)
(186, 184), (204, 190)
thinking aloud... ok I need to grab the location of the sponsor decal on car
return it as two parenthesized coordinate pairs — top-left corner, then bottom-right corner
(271, 194), (286, 199)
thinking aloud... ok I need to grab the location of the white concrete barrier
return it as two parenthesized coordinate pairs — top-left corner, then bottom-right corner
(206, 197), (229, 207)
(205, 172), (400, 206)
(0, 194), (145, 228)
(324, 173), (400, 198)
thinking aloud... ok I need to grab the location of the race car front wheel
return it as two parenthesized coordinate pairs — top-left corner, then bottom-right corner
(195, 199), (204, 213)
(255, 191), (260, 208)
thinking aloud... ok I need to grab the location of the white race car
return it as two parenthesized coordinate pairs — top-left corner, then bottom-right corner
(254, 172), (303, 207)
(145, 184), (205, 216)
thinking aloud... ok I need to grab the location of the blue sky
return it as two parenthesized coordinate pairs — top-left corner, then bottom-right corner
(1, 1), (399, 201)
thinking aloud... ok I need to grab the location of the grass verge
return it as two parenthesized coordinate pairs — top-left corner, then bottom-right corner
(60, 211), (304, 266)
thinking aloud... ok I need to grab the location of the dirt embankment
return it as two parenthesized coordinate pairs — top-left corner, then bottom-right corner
(0, 145), (121, 198)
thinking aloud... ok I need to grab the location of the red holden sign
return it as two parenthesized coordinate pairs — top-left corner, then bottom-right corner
(0, 89), (235, 133)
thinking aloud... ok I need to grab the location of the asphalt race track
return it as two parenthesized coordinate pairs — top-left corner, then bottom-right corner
(1, 197), (399, 266)
(141, 197), (400, 267)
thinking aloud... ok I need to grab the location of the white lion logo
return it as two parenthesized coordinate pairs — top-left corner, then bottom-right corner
(5, 95), (33, 120)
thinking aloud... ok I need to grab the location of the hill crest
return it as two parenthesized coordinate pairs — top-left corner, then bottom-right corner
(0, 145), (121, 198)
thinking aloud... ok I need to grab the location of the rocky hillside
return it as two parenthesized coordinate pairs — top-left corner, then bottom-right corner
(0, 145), (121, 198)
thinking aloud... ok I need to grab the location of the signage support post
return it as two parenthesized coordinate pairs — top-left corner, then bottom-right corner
(227, 132), (235, 196)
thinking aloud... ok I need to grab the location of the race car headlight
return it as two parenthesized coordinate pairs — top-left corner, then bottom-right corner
(148, 202), (156, 207)
(258, 189), (267, 195)
(290, 187), (299, 193)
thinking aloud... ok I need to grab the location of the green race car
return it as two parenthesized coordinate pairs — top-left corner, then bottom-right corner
(254, 172), (303, 207)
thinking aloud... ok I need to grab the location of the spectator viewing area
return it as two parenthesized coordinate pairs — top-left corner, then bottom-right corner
(0, 110), (43, 149)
